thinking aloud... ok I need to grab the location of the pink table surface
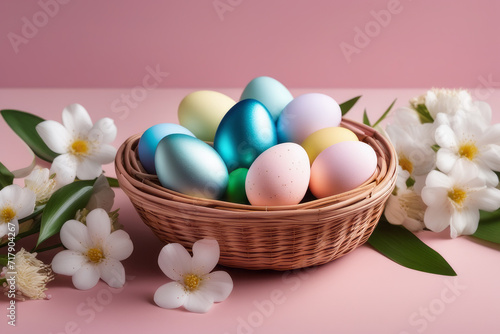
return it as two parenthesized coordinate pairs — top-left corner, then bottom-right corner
(1, 88), (500, 334)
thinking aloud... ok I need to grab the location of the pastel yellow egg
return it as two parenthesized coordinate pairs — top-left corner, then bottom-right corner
(178, 90), (236, 142)
(301, 127), (358, 164)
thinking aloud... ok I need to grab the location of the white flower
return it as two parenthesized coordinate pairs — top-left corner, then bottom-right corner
(24, 166), (57, 205)
(424, 88), (473, 119)
(0, 185), (36, 238)
(154, 239), (233, 313)
(2, 248), (54, 300)
(36, 103), (117, 182)
(51, 208), (133, 290)
(435, 110), (500, 186)
(385, 167), (426, 231)
(386, 111), (436, 192)
(421, 161), (500, 238)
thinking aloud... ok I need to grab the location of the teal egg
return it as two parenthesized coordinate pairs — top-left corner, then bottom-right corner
(214, 99), (277, 172)
(155, 134), (228, 200)
(240, 76), (293, 121)
(138, 123), (194, 174)
(225, 168), (249, 204)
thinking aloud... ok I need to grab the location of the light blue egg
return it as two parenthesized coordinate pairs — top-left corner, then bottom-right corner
(155, 134), (228, 200)
(240, 76), (293, 121)
(138, 123), (194, 174)
(214, 99), (277, 172)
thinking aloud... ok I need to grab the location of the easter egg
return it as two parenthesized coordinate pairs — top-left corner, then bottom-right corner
(310, 141), (377, 198)
(245, 143), (310, 206)
(225, 168), (249, 204)
(155, 134), (228, 200)
(138, 123), (194, 174)
(276, 93), (342, 144)
(301, 127), (359, 164)
(240, 76), (293, 121)
(178, 90), (236, 142)
(214, 99), (277, 172)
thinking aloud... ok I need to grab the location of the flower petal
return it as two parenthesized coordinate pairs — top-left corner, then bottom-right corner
(158, 243), (192, 281)
(62, 104), (93, 137)
(201, 270), (233, 302)
(423, 206), (452, 233)
(384, 196), (405, 226)
(192, 239), (220, 275)
(435, 149), (458, 174)
(184, 289), (215, 313)
(473, 187), (500, 211)
(50, 154), (77, 187)
(72, 263), (100, 290)
(154, 282), (188, 309)
(76, 159), (103, 180)
(425, 170), (453, 189)
(60, 220), (91, 252)
(36, 120), (71, 154)
(13, 187), (36, 219)
(450, 209), (479, 238)
(51, 250), (86, 275)
(104, 230), (133, 261)
(421, 186), (448, 208)
(89, 144), (117, 164)
(99, 258), (126, 288)
(0, 219), (18, 237)
(481, 144), (500, 171)
(435, 125), (457, 149)
(89, 118), (117, 144)
(86, 208), (111, 246)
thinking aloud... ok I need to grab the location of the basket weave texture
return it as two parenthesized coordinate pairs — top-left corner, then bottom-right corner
(115, 119), (397, 270)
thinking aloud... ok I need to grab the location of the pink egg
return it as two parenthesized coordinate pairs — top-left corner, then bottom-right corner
(246, 143), (310, 206)
(310, 141), (378, 198)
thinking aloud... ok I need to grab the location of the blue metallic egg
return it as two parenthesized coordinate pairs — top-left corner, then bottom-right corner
(138, 123), (194, 174)
(214, 99), (277, 172)
(155, 134), (228, 200)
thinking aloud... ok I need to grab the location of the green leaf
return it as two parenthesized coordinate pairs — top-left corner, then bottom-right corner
(372, 98), (397, 127)
(340, 96), (361, 116)
(362, 109), (371, 126)
(1, 109), (58, 162)
(107, 177), (119, 188)
(0, 254), (8, 266)
(0, 162), (14, 189)
(368, 218), (456, 276)
(471, 212), (500, 243)
(36, 180), (95, 247)
(414, 104), (434, 124)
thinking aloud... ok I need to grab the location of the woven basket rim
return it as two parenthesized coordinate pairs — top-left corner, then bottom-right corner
(115, 118), (397, 215)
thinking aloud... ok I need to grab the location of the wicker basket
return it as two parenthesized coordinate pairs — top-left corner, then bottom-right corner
(115, 119), (397, 270)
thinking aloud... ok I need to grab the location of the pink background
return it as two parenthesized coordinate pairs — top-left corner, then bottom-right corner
(1, 0), (499, 88)
(1, 88), (500, 334)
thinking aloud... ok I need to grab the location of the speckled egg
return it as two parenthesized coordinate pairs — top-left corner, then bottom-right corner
(310, 141), (377, 198)
(245, 143), (310, 206)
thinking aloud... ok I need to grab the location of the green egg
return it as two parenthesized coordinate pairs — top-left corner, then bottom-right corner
(226, 168), (249, 204)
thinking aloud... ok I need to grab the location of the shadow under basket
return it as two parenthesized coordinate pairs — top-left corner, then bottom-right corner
(115, 119), (397, 271)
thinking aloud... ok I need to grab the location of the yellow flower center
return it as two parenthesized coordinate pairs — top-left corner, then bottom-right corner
(0, 206), (16, 223)
(87, 248), (104, 263)
(183, 274), (202, 291)
(70, 139), (90, 156)
(399, 156), (414, 174)
(458, 142), (478, 161)
(448, 187), (467, 206)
